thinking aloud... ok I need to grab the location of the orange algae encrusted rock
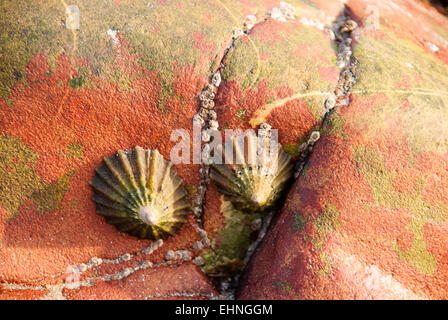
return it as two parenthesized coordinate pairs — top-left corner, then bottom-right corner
(239, 0), (448, 300)
(3, 0), (447, 300)
(0, 0), (246, 298)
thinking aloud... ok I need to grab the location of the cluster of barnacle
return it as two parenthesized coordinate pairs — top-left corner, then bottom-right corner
(294, 131), (321, 178)
(64, 253), (187, 290)
(191, 17), (261, 245)
(192, 81), (219, 229)
(268, 2), (296, 22)
(294, 17), (359, 178)
(332, 18), (359, 102)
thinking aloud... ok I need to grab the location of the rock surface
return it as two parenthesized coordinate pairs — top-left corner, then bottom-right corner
(238, 0), (448, 300)
(1, 0), (447, 299)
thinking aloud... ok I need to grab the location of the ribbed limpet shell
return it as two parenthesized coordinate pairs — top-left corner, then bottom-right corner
(90, 147), (190, 239)
(211, 132), (293, 213)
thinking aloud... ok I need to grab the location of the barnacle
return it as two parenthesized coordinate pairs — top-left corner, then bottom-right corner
(211, 129), (293, 213)
(340, 19), (358, 33)
(90, 146), (190, 239)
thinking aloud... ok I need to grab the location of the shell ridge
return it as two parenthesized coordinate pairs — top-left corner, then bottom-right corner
(90, 147), (190, 240)
(211, 132), (294, 213)
(117, 150), (146, 206)
(134, 146), (150, 204)
(103, 156), (143, 207)
(94, 166), (130, 200)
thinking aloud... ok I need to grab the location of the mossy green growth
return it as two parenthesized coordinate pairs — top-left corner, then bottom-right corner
(312, 203), (340, 248)
(0, 0), (249, 104)
(274, 279), (300, 298)
(0, 0), (71, 99)
(68, 67), (92, 89)
(291, 212), (308, 231)
(322, 110), (346, 138)
(31, 169), (74, 213)
(274, 280), (294, 293)
(235, 108), (246, 122)
(222, 24), (336, 90)
(66, 142), (84, 160)
(221, 22), (336, 118)
(353, 145), (448, 274)
(0, 134), (74, 219)
(201, 200), (261, 277)
(291, 203), (340, 249)
(353, 29), (448, 154)
(314, 252), (333, 278)
(282, 144), (299, 157)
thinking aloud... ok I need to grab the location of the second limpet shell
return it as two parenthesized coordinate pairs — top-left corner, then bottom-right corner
(211, 131), (293, 213)
(90, 146), (190, 240)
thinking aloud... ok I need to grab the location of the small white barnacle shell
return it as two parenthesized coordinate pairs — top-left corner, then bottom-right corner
(244, 14), (257, 30)
(165, 250), (176, 261)
(137, 260), (153, 269)
(201, 99), (215, 110)
(325, 94), (337, 110)
(193, 256), (205, 266)
(209, 110), (217, 120)
(210, 130), (293, 212)
(201, 130), (211, 143)
(89, 147), (190, 240)
(209, 120), (219, 130)
(340, 20), (358, 33)
(211, 71), (222, 87)
(78, 263), (88, 272)
(199, 107), (209, 118)
(259, 122), (272, 130)
(309, 131), (320, 143)
(233, 28), (244, 38)
(199, 92), (207, 101)
(193, 114), (205, 126)
(88, 257), (103, 267)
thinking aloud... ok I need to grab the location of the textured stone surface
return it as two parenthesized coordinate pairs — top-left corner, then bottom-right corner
(1, 0), (447, 300)
(0, 0), (241, 299)
(238, 0), (448, 300)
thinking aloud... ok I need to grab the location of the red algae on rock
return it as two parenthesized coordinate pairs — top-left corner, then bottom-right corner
(1, 0), (448, 300)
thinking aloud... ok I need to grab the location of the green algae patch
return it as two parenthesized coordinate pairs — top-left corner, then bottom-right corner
(274, 279), (300, 299)
(0, 0), (248, 104)
(291, 203), (340, 249)
(312, 203), (340, 248)
(322, 111), (347, 138)
(31, 169), (74, 213)
(201, 200), (261, 277)
(282, 143), (300, 157)
(353, 145), (448, 274)
(274, 280), (294, 293)
(353, 28), (448, 154)
(0, 0), (72, 99)
(235, 108), (247, 122)
(66, 142), (84, 160)
(222, 22), (336, 91)
(0, 134), (74, 219)
(291, 212), (308, 231)
(314, 252), (333, 278)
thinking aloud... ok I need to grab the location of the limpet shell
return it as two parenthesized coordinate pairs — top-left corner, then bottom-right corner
(211, 131), (293, 212)
(90, 146), (190, 239)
